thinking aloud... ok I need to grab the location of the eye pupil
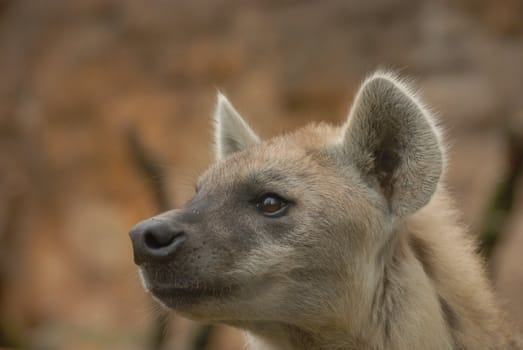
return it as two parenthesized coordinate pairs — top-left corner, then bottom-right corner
(255, 193), (289, 217)
(261, 197), (281, 213)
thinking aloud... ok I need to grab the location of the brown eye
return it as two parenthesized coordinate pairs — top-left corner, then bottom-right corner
(255, 193), (289, 217)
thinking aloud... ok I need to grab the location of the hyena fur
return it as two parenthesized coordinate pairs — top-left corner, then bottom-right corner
(130, 72), (522, 350)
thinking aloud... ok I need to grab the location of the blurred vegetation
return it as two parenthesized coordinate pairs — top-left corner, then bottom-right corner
(479, 121), (523, 261)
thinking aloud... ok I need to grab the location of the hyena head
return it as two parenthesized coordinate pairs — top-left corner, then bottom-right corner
(129, 72), (444, 328)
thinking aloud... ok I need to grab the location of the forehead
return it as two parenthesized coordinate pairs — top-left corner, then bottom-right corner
(199, 123), (341, 188)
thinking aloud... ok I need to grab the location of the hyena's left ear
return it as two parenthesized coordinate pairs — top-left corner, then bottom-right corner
(342, 72), (445, 217)
(213, 93), (260, 161)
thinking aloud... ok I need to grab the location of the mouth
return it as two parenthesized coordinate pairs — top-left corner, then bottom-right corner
(143, 274), (239, 307)
(151, 285), (232, 298)
(148, 285), (236, 308)
(138, 266), (239, 309)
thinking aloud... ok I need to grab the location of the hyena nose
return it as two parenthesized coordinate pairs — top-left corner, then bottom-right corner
(129, 219), (186, 265)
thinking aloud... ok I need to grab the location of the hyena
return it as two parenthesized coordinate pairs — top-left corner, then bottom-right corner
(129, 72), (521, 350)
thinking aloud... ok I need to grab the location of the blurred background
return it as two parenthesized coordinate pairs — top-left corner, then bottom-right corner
(0, 0), (522, 349)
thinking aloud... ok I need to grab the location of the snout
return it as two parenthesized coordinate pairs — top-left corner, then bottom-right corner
(129, 217), (186, 265)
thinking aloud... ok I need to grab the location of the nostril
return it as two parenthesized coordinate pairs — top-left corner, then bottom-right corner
(130, 219), (187, 264)
(144, 230), (174, 249)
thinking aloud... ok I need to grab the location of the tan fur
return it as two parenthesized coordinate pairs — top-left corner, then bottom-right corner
(132, 72), (522, 350)
(228, 128), (521, 350)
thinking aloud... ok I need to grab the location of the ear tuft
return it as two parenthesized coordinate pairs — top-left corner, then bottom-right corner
(213, 93), (260, 161)
(342, 71), (445, 217)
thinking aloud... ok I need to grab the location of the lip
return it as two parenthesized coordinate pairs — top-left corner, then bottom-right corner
(151, 286), (207, 298)
(149, 284), (237, 306)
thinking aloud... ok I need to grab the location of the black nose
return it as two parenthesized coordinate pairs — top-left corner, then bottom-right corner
(129, 218), (186, 265)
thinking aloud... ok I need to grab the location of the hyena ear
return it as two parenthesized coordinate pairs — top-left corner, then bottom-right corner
(342, 72), (445, 217)
(213, 93), (260, 161)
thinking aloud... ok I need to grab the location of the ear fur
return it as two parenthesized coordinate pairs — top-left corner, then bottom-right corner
(342, 72), (445, 217)
(213, 93), (260, 160)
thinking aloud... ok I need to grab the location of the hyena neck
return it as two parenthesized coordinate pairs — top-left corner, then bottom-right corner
(242, 190), (518, 350)
(363, 189), (516, 350)
(241, 244), (452, 350)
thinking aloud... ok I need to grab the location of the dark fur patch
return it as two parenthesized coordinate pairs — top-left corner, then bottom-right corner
(371, 238), (405, 349)
(382, 265), (392, 347)
(439, 295), (464, 349)
(439, 295), (460, 330)
(408, 235), (435, 279)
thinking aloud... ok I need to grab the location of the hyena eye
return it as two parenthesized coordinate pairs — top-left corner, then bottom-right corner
(255, 193), (289, 217)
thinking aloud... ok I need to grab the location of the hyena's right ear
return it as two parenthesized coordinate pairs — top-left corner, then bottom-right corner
(341, 72), (445, 217)
(213, 93), (260, 161)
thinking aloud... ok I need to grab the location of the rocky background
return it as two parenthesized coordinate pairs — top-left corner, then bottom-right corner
(0, 0), (522, 349)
